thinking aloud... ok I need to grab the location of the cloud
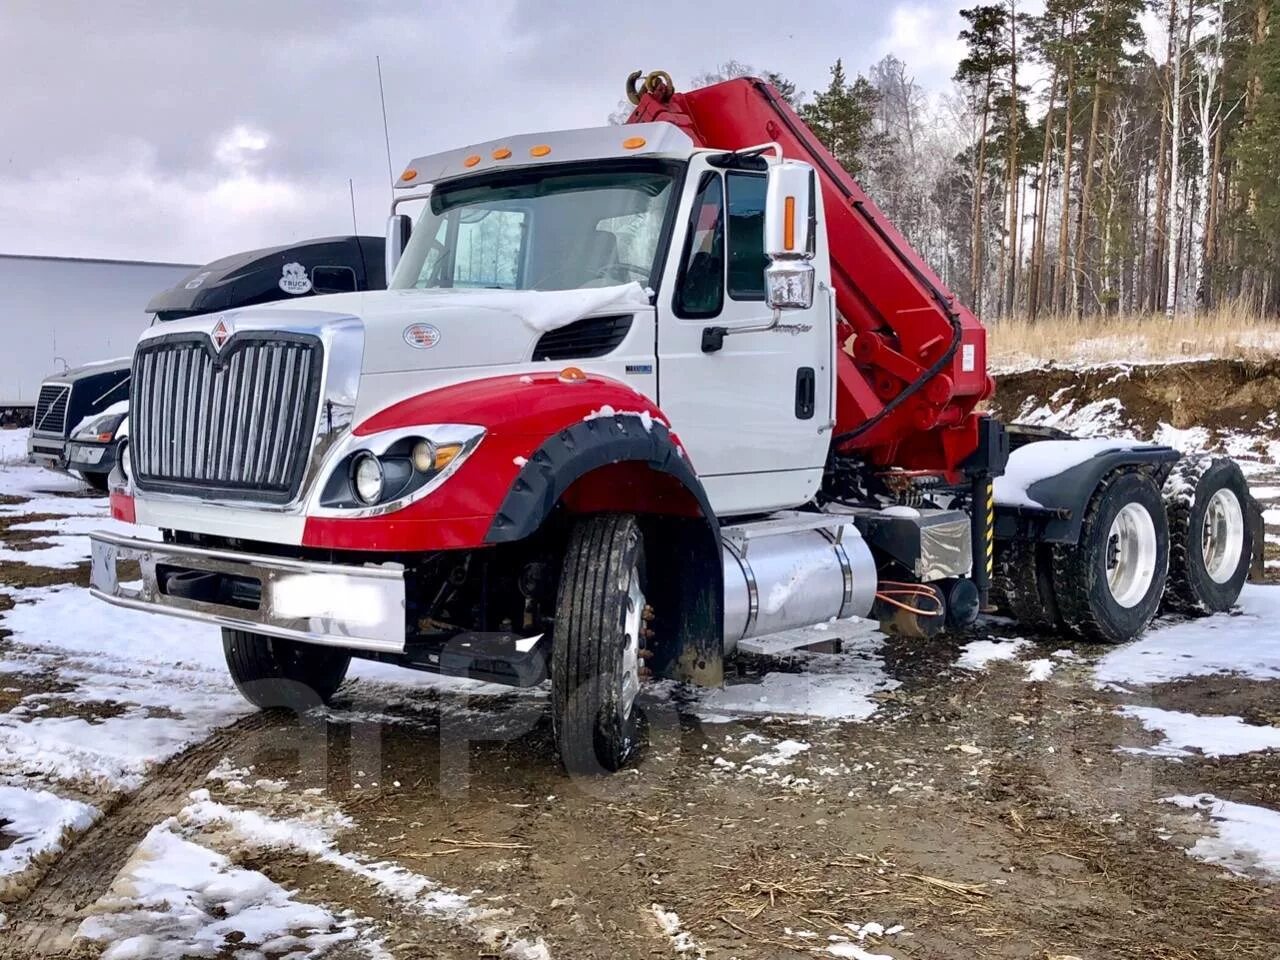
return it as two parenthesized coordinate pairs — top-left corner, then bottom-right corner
(0, 0), (970, 264)
(876, 3), (968, 87)
(214, 127), (270, 171)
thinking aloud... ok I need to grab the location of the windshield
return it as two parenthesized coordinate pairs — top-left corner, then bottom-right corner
(390, 164), (677, 292)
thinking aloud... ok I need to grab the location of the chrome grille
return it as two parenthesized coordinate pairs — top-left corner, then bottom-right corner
(33, 383), (70, 436)
(132, 334), (323, 502)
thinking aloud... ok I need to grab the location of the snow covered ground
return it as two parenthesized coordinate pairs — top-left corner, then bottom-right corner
(0, 428), (912, 955)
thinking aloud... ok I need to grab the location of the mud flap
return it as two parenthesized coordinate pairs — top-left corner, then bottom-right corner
(641, 514), (724, 687)
(1248, 494), (1266, 583)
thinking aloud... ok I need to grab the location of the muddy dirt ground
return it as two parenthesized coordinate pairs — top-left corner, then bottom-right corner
(1, 362), (1279, 960)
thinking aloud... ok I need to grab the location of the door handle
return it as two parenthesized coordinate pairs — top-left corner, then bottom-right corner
(795, 367), (815, 419)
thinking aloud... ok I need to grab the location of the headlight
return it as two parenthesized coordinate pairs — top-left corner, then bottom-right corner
(411, 440), (436, 474)
(351, 453), (384, 505)
(73, 411), (126, 442)
(315, 425), (485, 513)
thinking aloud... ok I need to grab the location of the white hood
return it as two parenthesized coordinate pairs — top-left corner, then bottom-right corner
(258, 282), (652, 375)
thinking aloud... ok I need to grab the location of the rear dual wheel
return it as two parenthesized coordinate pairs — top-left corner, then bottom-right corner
(1053, 470), (1170, 644)
(1163, 457), (1253, 614)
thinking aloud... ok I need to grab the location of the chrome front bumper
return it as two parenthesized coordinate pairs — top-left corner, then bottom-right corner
(89, 532), (406, 654)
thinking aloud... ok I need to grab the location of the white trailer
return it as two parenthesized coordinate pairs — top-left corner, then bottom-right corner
(0, 254), (196, 423)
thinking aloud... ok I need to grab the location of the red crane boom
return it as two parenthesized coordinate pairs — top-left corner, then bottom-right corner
(627, 73), (995, 478)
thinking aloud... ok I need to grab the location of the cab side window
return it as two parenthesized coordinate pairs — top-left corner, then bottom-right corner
(726, 172), (767, 300)
(675, 172), (724, 318)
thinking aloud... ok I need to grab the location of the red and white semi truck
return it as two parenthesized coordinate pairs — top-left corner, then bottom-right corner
(89, 73), (1260, 772)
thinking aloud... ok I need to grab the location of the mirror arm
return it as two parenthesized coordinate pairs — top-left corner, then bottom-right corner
(700, 308), (781, 354)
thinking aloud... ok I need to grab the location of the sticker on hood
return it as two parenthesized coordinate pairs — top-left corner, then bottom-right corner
(278, 262), (312, 295)
(403, 323), (441, 349)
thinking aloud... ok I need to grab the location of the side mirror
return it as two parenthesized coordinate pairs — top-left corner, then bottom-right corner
(763, 161), (817, 311)
(311, 265), (358, 295)
(385, 213), (413, 280)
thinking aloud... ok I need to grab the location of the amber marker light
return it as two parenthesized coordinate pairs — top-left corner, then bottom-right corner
(463, 154), (482, 168)
(401, 169), (418, 181)
(432, 443), (463, 470)
(530, 144), (551, 157)
(784, 196), (796, 251)
(622, 136), (646, 150)
(558, 366), (588, 383)
(492, 147), (512, 160)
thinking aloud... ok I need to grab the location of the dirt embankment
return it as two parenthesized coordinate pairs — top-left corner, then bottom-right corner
(991, 358), (1280, 437)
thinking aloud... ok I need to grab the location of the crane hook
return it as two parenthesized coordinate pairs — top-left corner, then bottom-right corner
(625, 70), (675, 105)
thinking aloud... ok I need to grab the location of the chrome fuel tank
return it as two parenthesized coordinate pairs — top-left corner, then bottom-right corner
(721, 513), (877, 651)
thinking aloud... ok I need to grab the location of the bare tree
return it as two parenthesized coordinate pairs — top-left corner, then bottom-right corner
(1165, 0), (1185, 318)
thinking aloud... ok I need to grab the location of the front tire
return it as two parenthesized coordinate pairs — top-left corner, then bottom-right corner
(80, 471), (110, 493)
(551, 514), (648, 774)
(222, 629), (351, 712)
(1053, 470), (1170, 644)
(1163, 457), (1252, 614)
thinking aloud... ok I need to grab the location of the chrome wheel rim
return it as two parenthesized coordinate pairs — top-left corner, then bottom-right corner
(1202, 488), (1245, 585)
(1106, 502), (1158, 608)
(618, 565), (645, 722)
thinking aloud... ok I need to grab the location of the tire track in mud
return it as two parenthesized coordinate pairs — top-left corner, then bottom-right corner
(2, 711), (283, 958)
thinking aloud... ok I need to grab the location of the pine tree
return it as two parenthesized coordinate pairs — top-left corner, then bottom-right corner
(800, 59), (884, 179)
(955, 4), (1012, 313)
(1232, 0), (1280, 309)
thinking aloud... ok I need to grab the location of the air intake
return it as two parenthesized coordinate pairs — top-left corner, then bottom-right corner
(532, 314), (633, 361)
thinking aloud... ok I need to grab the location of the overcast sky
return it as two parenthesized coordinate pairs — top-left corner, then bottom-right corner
(0, 0), (970, 265)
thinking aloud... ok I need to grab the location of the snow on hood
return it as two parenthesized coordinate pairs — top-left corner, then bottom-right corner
(70, 399), (130, 439)
(406, 282), (653, 333)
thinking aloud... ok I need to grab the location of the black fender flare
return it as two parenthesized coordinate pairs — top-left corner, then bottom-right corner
(995, 444), (1181, 544)
(486, 414), (724, 685)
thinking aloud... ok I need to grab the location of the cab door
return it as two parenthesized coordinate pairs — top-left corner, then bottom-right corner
(655, 159), (833, 517)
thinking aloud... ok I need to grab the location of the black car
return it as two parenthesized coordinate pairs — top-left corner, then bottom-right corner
(28, 236), (385, 489)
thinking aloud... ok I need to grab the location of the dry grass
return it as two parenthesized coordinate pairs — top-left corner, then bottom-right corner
(988, 300), (1280, 370)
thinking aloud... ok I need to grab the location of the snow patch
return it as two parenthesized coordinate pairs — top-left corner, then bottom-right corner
(70, 399), (130, 439)
(179, 798), (547, 959)
(0, 516), (143, 569)
(994, 439), (1144, 509)
(425, 282), (651, 334)
(1095, 585), (1280, 686)
(1119, 706), (1280, 758)
(752, 739), (811, 766)
(1162, 794), (1280, 880)
(1023, 659), (1054, 682)
(583, 406), (662, 432)
(77, 821), (379, 960)
(828, 944), (894, 960)
(695, 634), (899, 722)
(650, 904), (703, 955)
(1014, 397), (1131, 439)
(0, 784), (100, 894)
(956, 637), (1032, 671)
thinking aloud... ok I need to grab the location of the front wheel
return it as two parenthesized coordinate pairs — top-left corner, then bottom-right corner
(222, 629), (351, 712)
(1053, 470), (1170, 644)
(551, 514), (649, 774)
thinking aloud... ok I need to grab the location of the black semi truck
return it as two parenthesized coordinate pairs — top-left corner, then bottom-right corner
(27, 236), (385, 489)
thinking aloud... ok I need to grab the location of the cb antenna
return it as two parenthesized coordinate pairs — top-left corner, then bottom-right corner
(376, 56), (395, 195)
